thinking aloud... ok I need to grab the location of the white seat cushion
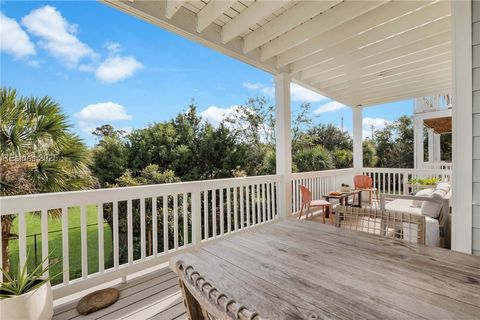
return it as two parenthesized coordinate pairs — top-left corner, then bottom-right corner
(385, 199), (421, 215)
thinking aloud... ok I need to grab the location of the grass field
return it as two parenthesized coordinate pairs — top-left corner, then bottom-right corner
(8, 206), (113, 285)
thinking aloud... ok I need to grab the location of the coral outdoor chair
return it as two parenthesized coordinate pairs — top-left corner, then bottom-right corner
(299, 185), (333, 224)
(353, 175), (380, 207)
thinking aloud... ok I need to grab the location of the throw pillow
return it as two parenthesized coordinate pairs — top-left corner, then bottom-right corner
(412, 188), (434, 208)
(421, 189), (446, 218)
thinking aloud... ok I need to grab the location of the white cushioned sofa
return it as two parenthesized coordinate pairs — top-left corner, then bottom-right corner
(381, 182), (451, 248)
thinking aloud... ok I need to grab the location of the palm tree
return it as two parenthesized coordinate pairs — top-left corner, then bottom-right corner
(0, 88), (94, 271)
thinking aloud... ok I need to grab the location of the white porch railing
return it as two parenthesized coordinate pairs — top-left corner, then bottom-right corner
(0, 175), (280, 298)
(420, 162), (453, 171)
(414, 92), (451, 114)
(290, 167), (452, 214)
(0, 167), (453, 300)
(362, 167), (452, 195)
(291, 168), (356, 213)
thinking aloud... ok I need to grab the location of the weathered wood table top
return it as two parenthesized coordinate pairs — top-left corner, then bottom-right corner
(170, 219), (480, 320)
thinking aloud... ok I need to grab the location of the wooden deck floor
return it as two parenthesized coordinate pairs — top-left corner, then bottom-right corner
(53, 266), (186, 320)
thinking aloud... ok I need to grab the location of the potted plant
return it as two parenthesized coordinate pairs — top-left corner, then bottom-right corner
(0, 254), (61, 320)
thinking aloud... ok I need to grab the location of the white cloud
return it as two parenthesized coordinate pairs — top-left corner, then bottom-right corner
(21, 6), (95, 67)
(200, 105), (239, 127)
(75, 102), (132, 133)
(105, 41), (121, 54)
(243, 82), (264, 91)
(0, 13), (36, 59)
(290, 83), (327, 103)
(313, 101), (347, 114)
(362, 117), (391, 139)
(243, 81), (327, 103)
(95, 55), (143, 83)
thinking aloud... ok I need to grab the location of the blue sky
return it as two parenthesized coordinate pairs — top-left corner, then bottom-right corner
(1, 1), (413, 145)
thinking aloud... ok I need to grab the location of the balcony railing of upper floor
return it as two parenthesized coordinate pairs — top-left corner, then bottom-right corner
(414, 92), (452, 114)
(0, 167), (451, 300)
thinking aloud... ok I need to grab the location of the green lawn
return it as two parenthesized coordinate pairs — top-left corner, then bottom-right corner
(9, 206), (113, 285)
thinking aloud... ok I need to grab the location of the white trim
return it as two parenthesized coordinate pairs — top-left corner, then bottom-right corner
(451, 0), (473, 254)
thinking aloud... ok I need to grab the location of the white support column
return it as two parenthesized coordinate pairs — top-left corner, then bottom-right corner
(414, 117), (424, 169)
(451, 0), (472, 254)
(427, 128), (435, 163)
(352, 106), (363, 171)
(434, 133), (442, 162)
(275, 73), (292, 219)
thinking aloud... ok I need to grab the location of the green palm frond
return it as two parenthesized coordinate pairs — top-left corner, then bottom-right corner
(0, 87), (94, 195)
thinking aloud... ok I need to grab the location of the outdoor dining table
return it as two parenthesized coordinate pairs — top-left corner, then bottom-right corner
(323, 189), (362, 208)
(170, 219), (480, 319)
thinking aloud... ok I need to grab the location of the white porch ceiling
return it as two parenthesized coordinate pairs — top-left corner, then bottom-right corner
(102, 0), (452, 107)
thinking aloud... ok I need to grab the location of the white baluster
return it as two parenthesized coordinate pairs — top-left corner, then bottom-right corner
(140, 198), (146, 260)
(97, 204), (104, 273)
(62, 207), (69, 284)
(80, 206), (88, 278)
(41, 208), (49, 276)
(152, 196), (158, 256)
(113, 202), (119, 268)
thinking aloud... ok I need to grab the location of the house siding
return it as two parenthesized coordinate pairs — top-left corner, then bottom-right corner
(473, 0), (480, 256)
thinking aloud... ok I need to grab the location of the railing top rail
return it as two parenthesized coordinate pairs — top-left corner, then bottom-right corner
(0, 174), (281, 215)
(362, 167), (452, 175)
(291, 168), (355, 179)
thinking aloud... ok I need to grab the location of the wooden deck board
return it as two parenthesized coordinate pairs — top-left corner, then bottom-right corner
(53, 266), (185, 320)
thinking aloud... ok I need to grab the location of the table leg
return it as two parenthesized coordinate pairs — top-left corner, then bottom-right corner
(358, 191), (362, 208)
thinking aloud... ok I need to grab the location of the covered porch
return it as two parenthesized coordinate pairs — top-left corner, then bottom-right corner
(1, 0), (478, 319)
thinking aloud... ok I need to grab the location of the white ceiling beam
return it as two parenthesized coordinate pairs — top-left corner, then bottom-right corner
(312, 53), (451, 88)
(290, 6), (451, 73)
(165, 0), (187, 19)
(361, 79), (452, 97)
(221, 0), (290, 44)
(277, 0), (432, 67)
(343, 82), (452, 106)
(316, 60), (451, 91)
(196, 0), (235, 33)
(242, 0), (341, 54)
(360, 53), (451, 84)
(338, 78), (451, 99)
(358, 32), (451, 71)
(363, 82), (452, 100)
(361, 45), (451, 75)
(358, 63), (451, 88)
(359, 85), (452, 106)
(301, 30), (451, 80)
(309, 45), (451, 84)
(359, 69), (451, 91)
(260, 1), (385, 61)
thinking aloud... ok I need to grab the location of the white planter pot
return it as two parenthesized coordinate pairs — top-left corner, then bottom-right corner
(0, 281), (53, 320)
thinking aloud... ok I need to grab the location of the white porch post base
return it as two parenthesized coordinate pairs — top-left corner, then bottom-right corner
(275, 73), (292, 219)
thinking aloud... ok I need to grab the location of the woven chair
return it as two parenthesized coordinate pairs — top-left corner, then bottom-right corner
(176, 260), (264, 320)
(334, 206), (426, 245)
